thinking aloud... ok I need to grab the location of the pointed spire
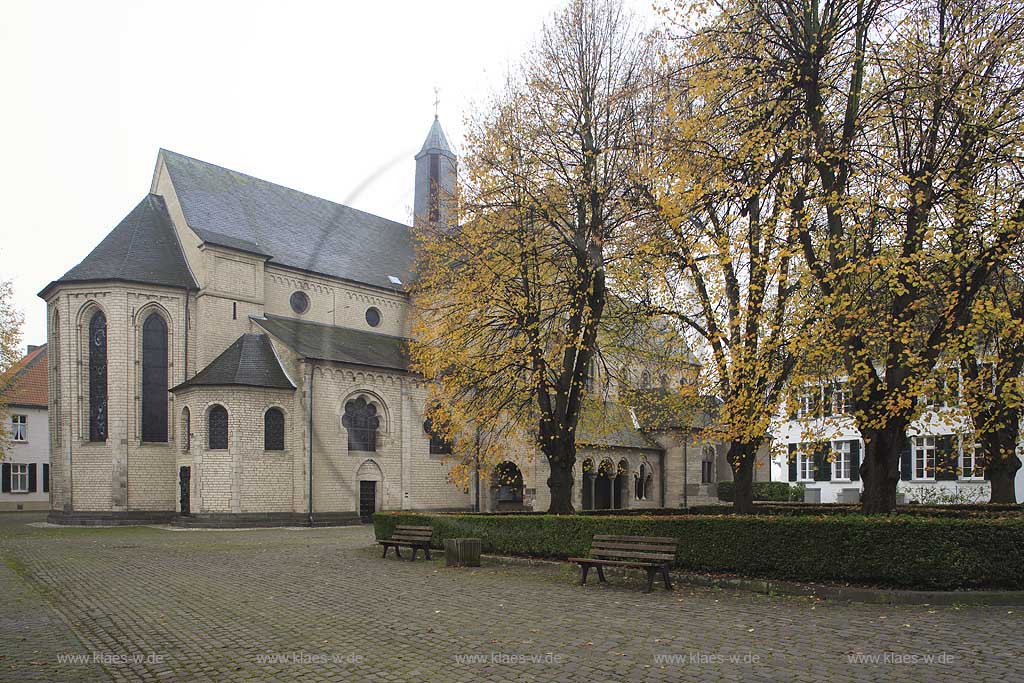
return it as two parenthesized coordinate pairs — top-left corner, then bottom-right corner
(417, 117), (455, 159)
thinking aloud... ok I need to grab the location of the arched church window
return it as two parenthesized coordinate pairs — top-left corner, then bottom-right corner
(181, 407), (190, 452)
(423, 417), (452, 455)
(264, 408), (285, 451)
(635, 463), (648, 500)
(141, 313), (168, 442)
(342, 397), (379, 452)
(701, 445), (715, 484)
(88, 310), (107, 442)
(208, 405), (228, 450)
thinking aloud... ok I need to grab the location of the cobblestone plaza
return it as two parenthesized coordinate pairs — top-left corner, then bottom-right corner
(1, 512), (1019, 682)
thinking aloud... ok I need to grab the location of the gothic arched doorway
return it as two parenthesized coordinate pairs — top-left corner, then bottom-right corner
(493, 461), (524, 510)
(581, 459), (595, 510)
(355, 459), (383, 522)
(614, 459), (629, 509)
(595, 459), (615, 510)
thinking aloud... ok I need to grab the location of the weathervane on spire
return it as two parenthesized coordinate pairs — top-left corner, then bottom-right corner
(433, 87), (440, 119)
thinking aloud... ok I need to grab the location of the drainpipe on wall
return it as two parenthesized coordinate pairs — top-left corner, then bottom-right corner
(183, 296), (189, 377)
(659, 448), (666, 508)
(474, 426), (481, 512)
(307, 364), (315, 527)
(683, 429), (689, 509)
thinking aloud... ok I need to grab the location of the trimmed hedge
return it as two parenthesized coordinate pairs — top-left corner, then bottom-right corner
(444, 503), (1024, 518)
(687, 503), (1024, 519)
(374, 511), (1024, 590)
(717, 481), (805, 502)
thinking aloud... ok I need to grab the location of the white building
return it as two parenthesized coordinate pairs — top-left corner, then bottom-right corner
(1, 345), (50, 511)
(769, 380), (1024, 504)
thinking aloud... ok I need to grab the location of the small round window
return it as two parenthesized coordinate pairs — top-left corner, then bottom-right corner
(290, 291), (310, 315)
(365, 307), (382, 327)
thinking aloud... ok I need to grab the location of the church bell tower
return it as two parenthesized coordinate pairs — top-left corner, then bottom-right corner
(414, 115), (457, 228)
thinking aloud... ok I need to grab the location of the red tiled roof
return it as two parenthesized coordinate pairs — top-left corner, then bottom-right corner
(1, 345), (48, 409)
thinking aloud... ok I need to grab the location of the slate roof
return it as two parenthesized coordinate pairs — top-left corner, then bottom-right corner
(159, 149), (413, 290)
(416, 117), (455, 159)
(0, 345), (48, 409)
(253, 314), (408, 372)
(630, 389), (721, 432)
(172, 334), (294, 391)
(40, 195), (197, 297)
(576, 401), (662, 451)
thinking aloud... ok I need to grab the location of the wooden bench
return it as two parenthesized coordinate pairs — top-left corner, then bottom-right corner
(568, 535), (677, 593)
(379, 525), (434, 561)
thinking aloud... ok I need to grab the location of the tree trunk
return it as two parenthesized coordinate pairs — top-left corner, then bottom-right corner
(727, 441), (757, 514)
(860, 426), (904, 514)
(986, 422), (1021, 504)
(545, 443), (576, 514)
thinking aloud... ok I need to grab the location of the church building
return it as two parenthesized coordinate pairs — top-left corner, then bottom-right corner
(40, 118), (734, 526)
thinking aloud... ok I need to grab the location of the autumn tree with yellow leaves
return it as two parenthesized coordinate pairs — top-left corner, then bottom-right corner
(958, 264), (1024, 503)
(621, 4), (814, 514)
(410, 0), (661, 513)
(734, 0), (1024, 512)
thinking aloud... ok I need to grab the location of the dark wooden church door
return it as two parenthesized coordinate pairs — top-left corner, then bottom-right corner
(179, 466), (191, 516)
(359, 481), (376, 522)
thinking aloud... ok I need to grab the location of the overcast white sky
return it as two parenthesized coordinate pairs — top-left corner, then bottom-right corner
(0, 0), (658, 349)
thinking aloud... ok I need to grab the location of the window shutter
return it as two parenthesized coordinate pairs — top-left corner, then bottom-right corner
(900, 439), (912, 481)
(28, 463), (37, 493)
(43, 464), (50, 493)
(1, 463), (10, 493)
(787, 444), (797, 482)
(814, 443), (831, 481)
(823, 384), (834, 416)
(935, 435), (957, 481)
(849, 441), (861, 481)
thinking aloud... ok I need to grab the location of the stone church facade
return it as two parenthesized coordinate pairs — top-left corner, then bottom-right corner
(41, 119), (736, 526)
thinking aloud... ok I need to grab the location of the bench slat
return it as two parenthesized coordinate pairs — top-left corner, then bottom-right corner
(593, 535), (676, 544)
(590, 549), (675, 562)
(591, 541), (677, 553)
(395, 526), (433, 531)
(570, 558), (667, 568)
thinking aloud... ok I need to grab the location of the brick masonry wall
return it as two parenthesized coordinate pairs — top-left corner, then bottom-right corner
(174, 386), (299, 514)
(43, 284), (189, 513)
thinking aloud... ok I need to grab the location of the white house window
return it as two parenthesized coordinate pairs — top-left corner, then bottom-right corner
(832, 382), (852, 415)
(832, 441), (851, 480)
(798, 386), (820, 418)
(11, 464), (29, 492)
(913, 436), (935, 480)
(962, 444), (983, 480)
(11, 415), (27, 442)
(797, 447), (815, 481)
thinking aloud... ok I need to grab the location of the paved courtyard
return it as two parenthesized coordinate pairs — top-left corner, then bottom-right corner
(0, 512), (1019, 683)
